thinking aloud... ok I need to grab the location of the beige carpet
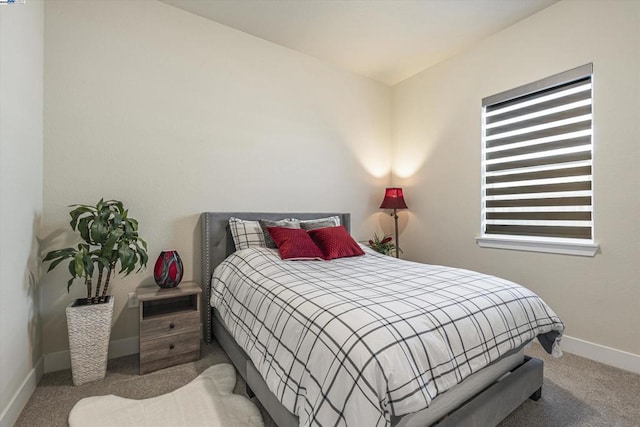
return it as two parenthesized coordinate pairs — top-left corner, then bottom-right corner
(15, 341), (640, 426)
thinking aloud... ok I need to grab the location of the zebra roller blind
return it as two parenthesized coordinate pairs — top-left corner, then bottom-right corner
(482, 64), (593, 241)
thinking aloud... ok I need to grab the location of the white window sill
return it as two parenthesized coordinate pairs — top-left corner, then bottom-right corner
(476, 236), (599, 257)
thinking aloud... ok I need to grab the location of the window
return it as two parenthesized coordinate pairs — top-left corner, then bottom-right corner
(477, 64), (598, 256)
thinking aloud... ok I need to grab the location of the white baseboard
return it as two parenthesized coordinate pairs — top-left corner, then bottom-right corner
(44, 336), (139, 373)
(45, 335), (639, 374)
(0, 356), (44, 427)
(558, 335), (640, 374)
(2, 338), (138, 426)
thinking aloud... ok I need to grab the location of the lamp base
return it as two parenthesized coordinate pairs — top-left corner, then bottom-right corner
(392, 209), (400, 258)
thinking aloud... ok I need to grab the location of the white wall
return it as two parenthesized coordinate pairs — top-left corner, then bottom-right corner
(0, 0), (44, 425)
(392, 0), (640, 362)
(42, 0), (391, 356)
(40, 0), (638, 374)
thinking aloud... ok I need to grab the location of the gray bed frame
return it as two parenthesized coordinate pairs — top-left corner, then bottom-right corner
(200, 212), (544, 427)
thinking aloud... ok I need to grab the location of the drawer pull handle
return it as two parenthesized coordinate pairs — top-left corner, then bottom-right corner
(169, 323), (175, 329)
(169, 344), (175, 350)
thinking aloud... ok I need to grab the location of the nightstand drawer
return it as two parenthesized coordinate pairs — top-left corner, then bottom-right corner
(140, 311), (199, 341)
(139, 331), (201, 363)
(137, 282), (202, 374)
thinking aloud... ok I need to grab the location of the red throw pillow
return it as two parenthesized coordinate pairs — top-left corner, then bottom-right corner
(308, 226), (365, 260)
(267, 227), (323, 260)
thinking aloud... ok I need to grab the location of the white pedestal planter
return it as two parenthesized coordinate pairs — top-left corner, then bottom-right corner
(66, 296), (114, 386)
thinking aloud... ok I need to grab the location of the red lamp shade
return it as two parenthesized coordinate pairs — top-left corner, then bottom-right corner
(380, 187), (408, 210)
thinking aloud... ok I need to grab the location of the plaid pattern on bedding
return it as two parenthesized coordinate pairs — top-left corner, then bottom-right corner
(228, 217), (266, 250)
(211, 247), (564, 427)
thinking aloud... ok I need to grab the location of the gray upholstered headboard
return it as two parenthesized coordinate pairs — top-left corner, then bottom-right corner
(200, 212), (351, 343)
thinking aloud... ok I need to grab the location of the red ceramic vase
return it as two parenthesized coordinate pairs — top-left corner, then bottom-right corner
(153, 250), (184, 288)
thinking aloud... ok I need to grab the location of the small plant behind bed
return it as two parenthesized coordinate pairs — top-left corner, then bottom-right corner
(44, 199), (148, 304)
(368, 233), (402, 257)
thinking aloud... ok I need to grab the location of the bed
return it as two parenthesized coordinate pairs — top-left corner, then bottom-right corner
(200, 212), (563, 427)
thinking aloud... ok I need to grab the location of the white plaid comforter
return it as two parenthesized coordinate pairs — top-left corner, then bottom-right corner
(210, 246), (564, 427)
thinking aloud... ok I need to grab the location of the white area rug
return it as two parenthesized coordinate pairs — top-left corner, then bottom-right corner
(68, 363), (264, 427)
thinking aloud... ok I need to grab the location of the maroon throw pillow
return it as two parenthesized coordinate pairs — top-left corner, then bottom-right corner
(308, 226), (365, 260)
(267, 227), (323, 260)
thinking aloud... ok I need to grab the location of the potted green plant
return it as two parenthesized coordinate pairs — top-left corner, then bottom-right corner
(44, 199), (148, 385)
(368, 233), (402, 257)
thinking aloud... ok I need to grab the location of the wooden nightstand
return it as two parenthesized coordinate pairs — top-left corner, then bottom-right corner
(137, 282), (202, 374)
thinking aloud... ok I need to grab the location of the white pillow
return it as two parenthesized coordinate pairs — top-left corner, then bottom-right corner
(299, 216), (341, 230)
(228, 217), (266, 251)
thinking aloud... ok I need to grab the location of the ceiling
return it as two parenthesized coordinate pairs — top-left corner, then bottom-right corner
(161, 0), (558, 86)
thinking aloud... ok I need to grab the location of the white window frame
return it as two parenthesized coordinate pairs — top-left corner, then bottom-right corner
(476, 64), (599, 257)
